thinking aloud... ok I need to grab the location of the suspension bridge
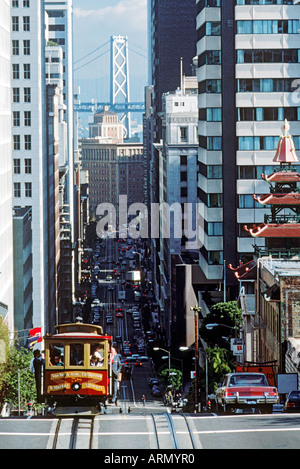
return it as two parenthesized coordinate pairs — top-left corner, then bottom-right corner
(74, 35), (147, 138)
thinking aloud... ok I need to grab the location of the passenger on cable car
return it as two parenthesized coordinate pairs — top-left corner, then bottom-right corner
(70, 343), (84, 366)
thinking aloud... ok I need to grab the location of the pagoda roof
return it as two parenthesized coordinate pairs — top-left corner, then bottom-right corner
(228, 260), (257, 280)
(261, 171), (300, 183)
(244, 223), (300, 238)
(273, 120), (299, 164)
(253, 193), (300, 205)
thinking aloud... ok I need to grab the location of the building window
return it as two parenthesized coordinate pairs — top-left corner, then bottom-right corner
(23, 63), (30, 79)
(208, 250), (223, 265)
(14, 183), (21, 198)
(13, 88), (20, 103)
(207, 136), (222, 151)
(207, 222), (223, 236)
(13, 135), (20, 150)
(12, 1), (19, 7)
(179, 127), (187, 142)
(12, 16), (19, 31)
(13, 159), (20, 174)
(180, 155), (188, 166)
(12, 40), (19, 55)
(207, 108), (222, 122)
(12, 64), (19, 79)
(24, 158), (31, 174)
(23, 16), (30, 31)
(24, 134), (31, 150)
(24, 87), (31, 103)
(206, 22), (221, 36)
(25, 182), (32, 198)
(207, 165), (222, 179)
(24, 111), (31, 127)
(23, 0), (30, 6)
(23, 40), (30, 55)
(208, 193), (223, 208)
(13, 111), (20, 127)
(180, 171), (188, 182)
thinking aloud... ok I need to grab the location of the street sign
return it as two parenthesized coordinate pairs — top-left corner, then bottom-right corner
(231, 338), (244, 355)
(190, 371), (196, 379)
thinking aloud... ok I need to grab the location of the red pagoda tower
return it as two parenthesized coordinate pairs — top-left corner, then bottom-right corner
(244, 120), (300, 255)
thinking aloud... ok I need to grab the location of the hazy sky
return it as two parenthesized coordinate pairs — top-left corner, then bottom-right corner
(72, 0), (148, 102)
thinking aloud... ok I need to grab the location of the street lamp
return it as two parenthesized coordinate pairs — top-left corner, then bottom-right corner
(190, 304), (201, 413)
(205, 323), (244, 362)
(153, 347), (170, 375)
(205, 323), (236, 331)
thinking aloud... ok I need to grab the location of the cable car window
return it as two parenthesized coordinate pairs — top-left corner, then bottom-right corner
(90, 343), (105, 367)
(49, 343), (64, 366)
(70, 343), (84, 366)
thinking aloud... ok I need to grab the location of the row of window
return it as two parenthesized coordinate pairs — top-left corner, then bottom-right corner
(13, 134), (31, 151)
(198, 19), (300, 42)
(199, 49), (300, 67)
(13, 111), (31, 127)
(12, 39), (31, 56)
(200, 134), (300, 151)
(237, 78), (298, 93)
(236, 0), (294, 5)
(215, 107), (290, 122)
(237, 49), (300, 64)
(13, 158), (32, 174)
(238, 164), (300, 179)
(237, 20), (300, 34)
(13, 87), (31, 103)
(12, 0), (30, 8)
(12, 16), (30, 32)
(201, 0), (294, 4)
(12, 63), (31, 80)
(238, 136), (300, 151)
(199, 77), (299, 95)
(238, 107), (300, 121)
(13, 182), (32, 198)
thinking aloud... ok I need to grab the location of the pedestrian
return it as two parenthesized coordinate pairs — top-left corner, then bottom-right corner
(142, 394), (146, 406)
(32, 350), (43, 403)
(111, 347), (122, 405)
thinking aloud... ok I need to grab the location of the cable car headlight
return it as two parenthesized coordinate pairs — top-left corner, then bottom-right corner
(72, 382), (81, 391)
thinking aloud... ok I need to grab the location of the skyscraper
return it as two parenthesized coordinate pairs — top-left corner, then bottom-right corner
(11, 0), (47, 329)
(0, 0), (14, 331)
(197, 0), (300, 295)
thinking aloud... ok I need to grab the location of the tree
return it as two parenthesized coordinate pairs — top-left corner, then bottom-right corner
(199, 301), (241, 349)
(158, 367), (182, 392)
(0, 327), (36, 408)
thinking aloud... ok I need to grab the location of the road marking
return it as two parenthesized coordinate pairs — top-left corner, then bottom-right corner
(194, 427), (300, 435)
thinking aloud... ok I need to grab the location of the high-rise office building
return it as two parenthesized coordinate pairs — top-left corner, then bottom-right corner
(0, 0), (14, 332)
(197, 0), (300, 296)
(147, 0), (198, 322)
(45, 0), (75, 301)
(11, 0), (47, 330)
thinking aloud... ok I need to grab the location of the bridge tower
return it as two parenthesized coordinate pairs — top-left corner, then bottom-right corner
(110, 35), (131, 138)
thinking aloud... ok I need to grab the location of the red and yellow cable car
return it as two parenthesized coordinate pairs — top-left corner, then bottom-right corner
(43, 322), (113, 415)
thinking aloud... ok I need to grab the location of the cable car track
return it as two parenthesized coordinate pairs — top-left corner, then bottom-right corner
(52, 416), (95, 449)
(151, 413), (196, 449)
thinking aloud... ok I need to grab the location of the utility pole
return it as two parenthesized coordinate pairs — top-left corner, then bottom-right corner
(190, 305), (201, 412)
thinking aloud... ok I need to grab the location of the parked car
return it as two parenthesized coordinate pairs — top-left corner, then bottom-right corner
(215, 372), (278, 414)
(284, 390), (300, 413)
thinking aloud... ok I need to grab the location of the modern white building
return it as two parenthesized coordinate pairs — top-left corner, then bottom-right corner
(156, 81), (199, 341)
(196, 0), (300, 295)
(11, 0), (47, 330)
(45, 0), (75, 299)
(0, 0), (14, 332)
